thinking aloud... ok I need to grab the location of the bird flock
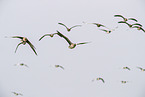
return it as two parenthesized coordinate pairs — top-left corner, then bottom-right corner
(6, 14), (145, 96)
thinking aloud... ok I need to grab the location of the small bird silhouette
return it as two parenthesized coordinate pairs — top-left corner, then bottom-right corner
(12, 92), (23, 96)
(58, 23), (82, 32)
(132, 26), (145, 32)
(14, 63), (29, 68)
(99, 29), (112, 34)
(56, 30), (90, 49)
(93, 77), (105, 83)
(137, 67), (145, 71)
(10, 36), (37, 55)
(39, 33), (58, 41)
(55, 65), (64, 70)
(121, 81), (129, 84)
(123, 67), (130, 70)
(114, 15), (138, 22)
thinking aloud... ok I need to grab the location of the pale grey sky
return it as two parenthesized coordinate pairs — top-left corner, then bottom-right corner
(0, 0), (145, 97)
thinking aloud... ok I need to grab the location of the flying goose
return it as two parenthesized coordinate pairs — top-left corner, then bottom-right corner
(114, 15), (138, 22)
(12, 36), (37, 55)
(56, 30), (90, 49)
(55, 65), (64, 70)
(12, 92), (23, 96)
(96, 77), (105, 83)
(123, 67), (130, 70)
(121, 81), (128, 84)
(14, 63), (29, 68)
(58, 23), (82, 32)
(132, 26), (145, 32)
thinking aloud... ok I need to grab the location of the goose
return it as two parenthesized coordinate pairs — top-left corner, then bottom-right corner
(12, 36), (37, 55)
(12, 92), (23, 96)
(96, 77), (105, 83)
(56, 30), (90, 49)
(121, 81), (128, 84)
(132, 26), (145, 32)
(55, 65), (64, 70)
(58, 23), (82, 32)
(123, 67), (130, 70)
(14, 63), (29, 68)
(114, 15), (138, 22)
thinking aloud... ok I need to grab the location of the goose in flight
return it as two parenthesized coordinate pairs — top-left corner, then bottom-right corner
(96, 77), (105, 83)
(123, 67), (130, 70)
(114, 15), (138, 22)
(132, 26), (145, 32)
(56, 30), (90, 49)
(58, 23), (82, 32)
(12, 92), (23, 96)
(121, 81), (128, 84)
(137, 67), (145, 71)
(11, 36), (37, 55)
(39, 33), (58, 41)
(55, 65), (64, 70)
(14, 63), (29, 68)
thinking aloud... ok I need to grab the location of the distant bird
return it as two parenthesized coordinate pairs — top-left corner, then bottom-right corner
(56, 30), (90, 49)
(123, 67), (130, 70)
(14, 63), (29, 68)
(121, 81), (128, 84)
(58, 23), (82, 32)
(55, 65), (64, 70)
(114, 15), (138, 22)
(96, 77), (105, 83)
(39, 33), (57, 41)
(132, 26), (145, 32)
(137, 67), (145, 71)
(12, 92), (23, 96)
(11, 36), (37, 55)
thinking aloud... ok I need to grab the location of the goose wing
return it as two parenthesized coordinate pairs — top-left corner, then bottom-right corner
(140, 27), (145, 32)
(114, 15), (126, 20)
(100, 78), (105, 83)
(39, 34), (51, 41)
(126, 67), (131, 70)
(128, 18), (138, 22)
(70, 25), (82, 30)
(132, 23), (142, 27)
(137, 67), (142, 70)
(26, 40), (37, 55)
(100, 29), (108, 32)
(15, 42), (23, 53)
(58, 23), (69, 30)
(56, 30), (72, 45)
(77, 42), (90, 45)
(12, 36), (23, 39)
(118, 21), (126, 23)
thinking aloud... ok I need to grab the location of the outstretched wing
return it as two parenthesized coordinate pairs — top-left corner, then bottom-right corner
(58, 23), (69, 30)
(26, 40), (37, 55)
(128, 18), (138, 22)
(59, 65), (64, 70)
(77, 42), (90, 45)
(56, 30), (72, 45)
(132, 23), (142, 27)
(118, 21), (126, 23)
(140, 28), (145, 32)
(39, 34), (51, 41)
(100, 29), (108, 32)
(92, 23), (105, 27)
(15, 42), (23, 53)
(70, 25), (82, 30)
(114, 15), (126, 20)
(100, 78), (105, 83)
(12, 36), (23, 39)
(126, 67), (131, 70)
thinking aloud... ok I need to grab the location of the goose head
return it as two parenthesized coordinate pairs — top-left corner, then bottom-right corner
(69, 43), (76, 49)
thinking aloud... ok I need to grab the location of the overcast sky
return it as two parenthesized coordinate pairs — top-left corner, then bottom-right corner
(0, 0), (145, 97)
